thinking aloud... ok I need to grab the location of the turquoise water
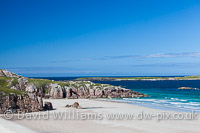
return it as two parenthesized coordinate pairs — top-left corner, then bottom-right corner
(94, 80), (200, 113)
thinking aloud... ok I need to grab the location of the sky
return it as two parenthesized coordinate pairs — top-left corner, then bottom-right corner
(0, 0), (200, 77)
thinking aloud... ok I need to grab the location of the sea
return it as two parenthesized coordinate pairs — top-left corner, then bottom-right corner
(32, 77), (200, 113)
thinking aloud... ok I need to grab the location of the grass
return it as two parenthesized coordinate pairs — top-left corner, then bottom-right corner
(0, 76), (11, 87)
(11, 78), (18, 86)
(28, 78), (71, 93)
(0, 76), (24, 95)
(28, 78), (55, 94)
(28, 78), (54, 86)
(56, 81), (70, 87)
(1, 71), (115, 95)
(175, 75), (200, 80)
(0, 87), (24, 95)
(0, 74), (119, 95)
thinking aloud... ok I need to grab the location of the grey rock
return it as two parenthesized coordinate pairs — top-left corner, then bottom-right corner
(0, 69), (19, 78)
(49, 84), (63, 98)
(18, 78), (28, 90)
(25, 83), (38, 93)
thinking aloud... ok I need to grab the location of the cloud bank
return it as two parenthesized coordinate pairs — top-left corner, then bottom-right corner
(55, 52), (200, 63)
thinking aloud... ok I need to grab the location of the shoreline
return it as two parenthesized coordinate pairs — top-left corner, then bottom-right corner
(3, 98), (200, 133)
(99, 98), (200, 114)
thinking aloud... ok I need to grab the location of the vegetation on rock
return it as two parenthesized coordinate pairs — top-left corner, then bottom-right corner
(0, 69), (147, 99)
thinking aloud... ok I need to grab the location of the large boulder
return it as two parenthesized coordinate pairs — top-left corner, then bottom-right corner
(25, 83), (38, 93)
(44, 102), (53, 110)
(65, 102), (81, 109)
(0, 93), (44, 114)
(89, 89), (95, 96)
(49, 84), (63, 98)
(17, 78), (28, 90)
(95, 89), (104, 97)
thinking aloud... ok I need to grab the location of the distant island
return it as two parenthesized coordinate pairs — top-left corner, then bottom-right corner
(76, 75), (200, 81)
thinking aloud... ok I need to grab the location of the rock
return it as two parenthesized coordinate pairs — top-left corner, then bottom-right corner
(11, 86), (18, 90)
(0, 69), (148, 100)
(17, 78), (28, 90)
(65, 102), (81, 109)
(1, 69), (13, 77)
(178, 87), (198, 90)
(0, 93), (44, 114)
(72, 102), (80, 108)
(44, 94), (50, 99)
(49, 84), (63, 98)
(25, 83), (38, 93)
(63, 84), (147, 99)
(89, 89), (95, 96)
(65, 87), (72, 98)
(65, 104), (71, 107)
(44, 102), (53, 110)
(7, 77), (28, 91)
(0, 70), (4, 76)
(0, 69), (19, 78)
(95, 89), (103, 97)
(38, 96), (43, 110)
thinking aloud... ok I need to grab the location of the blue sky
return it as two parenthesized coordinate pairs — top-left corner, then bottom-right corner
(0, 0), (200, 76)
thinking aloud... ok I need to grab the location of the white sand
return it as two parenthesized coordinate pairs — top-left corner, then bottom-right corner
(2, 99), (200, 133)
(0, 117), (35, 133)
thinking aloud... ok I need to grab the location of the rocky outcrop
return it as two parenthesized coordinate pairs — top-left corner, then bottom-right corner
(0, 92), (44, 113)
(49, 84), (64, 99)
(0, 69), (20, 78)
(0, 69), (148, 100)
(47, 81), (147, 99)
(178, 87), (199, 90)
(8, 77), (28, 91)
(17, 78), (28, 90)
(25, 83), (38, 93)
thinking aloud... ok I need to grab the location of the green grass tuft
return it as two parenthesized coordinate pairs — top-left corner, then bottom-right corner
(0, 87), (24, 95)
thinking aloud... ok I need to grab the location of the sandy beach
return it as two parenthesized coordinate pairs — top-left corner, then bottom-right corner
(0, 116), (35, 133)
(1, 99), (199, 133)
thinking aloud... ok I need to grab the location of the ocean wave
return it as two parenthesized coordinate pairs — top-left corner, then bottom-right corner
(119, 97), (200, 113)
